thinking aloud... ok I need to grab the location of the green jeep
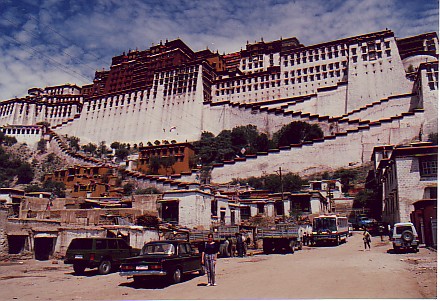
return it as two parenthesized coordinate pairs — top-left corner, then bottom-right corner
(64, 238), (140, 275)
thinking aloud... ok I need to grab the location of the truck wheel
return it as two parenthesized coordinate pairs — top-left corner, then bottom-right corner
(401, 230), (414, 243)
(98, 259), (112, 275)
(170, 268), (182, 284)
(289, 241), (296, 253)
(73, 263), (86, 275)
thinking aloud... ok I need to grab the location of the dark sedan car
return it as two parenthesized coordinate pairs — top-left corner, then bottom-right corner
(120, 240), (205, 285)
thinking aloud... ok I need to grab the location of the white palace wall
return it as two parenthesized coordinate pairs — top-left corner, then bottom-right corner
(346, 36), (413, 112)
(209, 110), (424, 183)
(346, 94), (413, 121)
(59, 65), (206, 144)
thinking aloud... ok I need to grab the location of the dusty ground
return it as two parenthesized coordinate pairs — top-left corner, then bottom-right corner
(0, 232), (436, 300)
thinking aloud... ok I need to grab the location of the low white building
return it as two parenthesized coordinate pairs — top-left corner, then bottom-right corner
(160, 189), (214, 229)
(371, 142), (438, 225)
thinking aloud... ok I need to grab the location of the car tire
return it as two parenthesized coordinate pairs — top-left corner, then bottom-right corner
(170, 268), (182, 284)
(98, 259), (112, 275)
(401, 230), (414, 243)
(73, 263), (86, 275)
(393, 244), (400, 253)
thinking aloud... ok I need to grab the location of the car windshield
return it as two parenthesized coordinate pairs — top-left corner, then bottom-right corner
(395, 226), (413, 234)
(141, 243), (175, 255)
(314, 218), (337, 231)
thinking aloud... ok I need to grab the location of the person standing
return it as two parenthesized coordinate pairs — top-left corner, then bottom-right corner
(201, 233), (219, 286)
(363, 228), (371, 250)
(236, 232), (244, 257)
(378, 224), (385, 241)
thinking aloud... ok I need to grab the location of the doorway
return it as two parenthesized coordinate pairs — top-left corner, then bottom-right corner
(8, 235), (27, 254)
(34, 237), (56, 260)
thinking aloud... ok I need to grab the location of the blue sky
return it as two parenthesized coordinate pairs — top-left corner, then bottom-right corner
(0, 0), (438, 100)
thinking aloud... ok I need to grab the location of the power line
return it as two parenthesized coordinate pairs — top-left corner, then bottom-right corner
(3, 16), (99, 73)
(24, 11), (110, 67)
(4, 35), (91, 83)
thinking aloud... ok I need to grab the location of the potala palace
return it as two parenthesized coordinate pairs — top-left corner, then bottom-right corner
(0, 29), (438, 183)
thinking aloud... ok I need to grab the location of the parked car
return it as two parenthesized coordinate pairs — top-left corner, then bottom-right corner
(64, 238), (140, 275)
(120, 240), (205, 285)
(391, 222), (419, 253)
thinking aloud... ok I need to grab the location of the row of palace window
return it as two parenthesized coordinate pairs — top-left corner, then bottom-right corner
(45, 87), (79, 95)
(44, 97), (82, 103)
(282, 49), (347, 66)
(215, 82), (282, 95)
(2, 128), (40, 135)
(284, 61), (347, 77)
(156, 66), (199, 79)
(216, 73), (282, 89)
(86, 91), (150, 111)
(163, 85), (197, 96)
(215, 66), (347, 95)
(278, 41), (391, 67)
(141, 147), (186, 157)
(0, 107), (14, 116)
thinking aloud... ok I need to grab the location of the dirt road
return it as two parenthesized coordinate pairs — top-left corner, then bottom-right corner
(0, 232), (436, 300)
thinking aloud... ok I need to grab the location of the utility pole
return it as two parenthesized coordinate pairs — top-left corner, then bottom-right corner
(275, 167), (284, 216)
(278, 167), (284, 201)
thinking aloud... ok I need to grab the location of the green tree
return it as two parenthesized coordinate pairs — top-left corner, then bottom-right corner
(3, 135), (17, 146)
(161, 156), (176, 175)
(37, 138), (47, 153)
(148, 156), (161, 174)
(353, 189), (382, 220)
(110, 141), (121, 150)
(16, 163), (34, 184)
(123, 182), (135, 196)
(43, 180), (66, 198)
(193, 132), (217, 165)
(234, 172), (305, 193)
(82, 142), (97, 154)
(115, 148), (130, 161)
(67, 136), (80, 151)
(273, 121), (323, 147)
(135, 187), (161, 194)
(98, 141), (108, 158)
(428, 132), (438, 145)
(25, 184), (43, 193)
(231, 125), (259, 155)
(333, 168), (358, 193)
(255, 133), (270, 152)
(215, 130), (235, 161)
